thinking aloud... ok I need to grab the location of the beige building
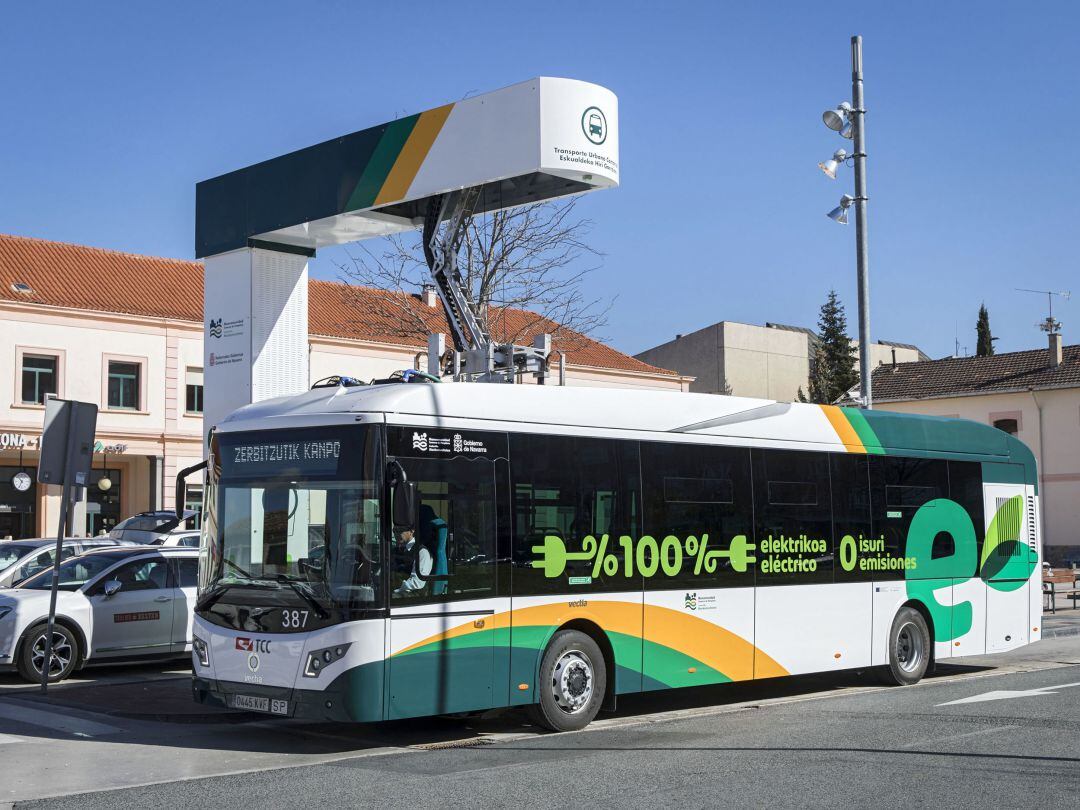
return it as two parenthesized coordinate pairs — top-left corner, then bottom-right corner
(635, 320), (926, 401)
(871, 334), (1080, 560)
(0, 234), (687, 540)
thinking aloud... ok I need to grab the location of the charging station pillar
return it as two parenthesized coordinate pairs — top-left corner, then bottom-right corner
(202, 245), (310, 438)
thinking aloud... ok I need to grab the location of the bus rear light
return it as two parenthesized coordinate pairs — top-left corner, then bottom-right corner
(304, 643), (352, 678)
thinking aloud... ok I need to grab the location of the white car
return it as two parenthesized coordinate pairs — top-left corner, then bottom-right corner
(0, 538), (137, 589)
(148, 530), (201, 548)
(108, 510), (198, 544)
(0, 547), (199, 682)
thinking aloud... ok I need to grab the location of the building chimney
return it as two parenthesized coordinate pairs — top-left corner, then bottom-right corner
(891, 348), (897, 370)
(1049, 331), (1063, 368)
(421, 284), (438, 308)
(675, 334), (683, 341)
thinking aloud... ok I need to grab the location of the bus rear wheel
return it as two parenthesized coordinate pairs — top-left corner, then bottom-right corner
(528, 630), (606, 732)
(881, 607), (931, 686)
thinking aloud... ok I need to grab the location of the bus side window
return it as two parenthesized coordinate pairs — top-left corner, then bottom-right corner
(510, 433), (640, 596)
(870, 456), (950, 580)
(752, 449), (834, 586)
(640, 441), (753, 589)
(390, 457), (497, 603)
(831, 454), (874, 582)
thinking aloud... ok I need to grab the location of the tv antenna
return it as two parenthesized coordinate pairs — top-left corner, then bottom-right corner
(1016, 288), (1070, 334)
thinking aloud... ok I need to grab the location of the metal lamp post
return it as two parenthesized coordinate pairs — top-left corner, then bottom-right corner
(821, 35), (872, 409)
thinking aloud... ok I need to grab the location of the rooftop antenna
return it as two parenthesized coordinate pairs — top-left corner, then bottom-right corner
(1016, 288), (1071, 334)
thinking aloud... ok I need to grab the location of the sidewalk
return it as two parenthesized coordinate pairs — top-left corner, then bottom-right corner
(1042, 609), (1080, 638)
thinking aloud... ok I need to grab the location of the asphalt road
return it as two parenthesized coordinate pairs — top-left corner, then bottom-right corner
(3, 626), (1080, 809)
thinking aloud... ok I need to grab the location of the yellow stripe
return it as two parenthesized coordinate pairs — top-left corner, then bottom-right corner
(374, 103), (454, 206)
(819, 405), (866, 453)
(392, 600), (788, 681)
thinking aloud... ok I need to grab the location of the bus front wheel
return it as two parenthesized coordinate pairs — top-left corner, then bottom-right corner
(528, 630), (607, 732)
(881, 607), (931, 686)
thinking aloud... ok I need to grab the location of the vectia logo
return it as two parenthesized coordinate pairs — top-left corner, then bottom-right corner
(412, 432), (429, 452)
(208, 318), (223, 338)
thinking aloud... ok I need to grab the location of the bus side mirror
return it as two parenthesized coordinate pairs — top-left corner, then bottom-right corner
(393, 480), (416, 532)
(176, 460), (208, 519)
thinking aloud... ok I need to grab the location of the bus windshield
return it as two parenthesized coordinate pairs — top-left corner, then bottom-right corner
(204, 426), (384, 611)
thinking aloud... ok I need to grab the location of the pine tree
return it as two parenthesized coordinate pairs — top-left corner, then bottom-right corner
(976, 304), (996, 356)
(806, 290), (859, 404)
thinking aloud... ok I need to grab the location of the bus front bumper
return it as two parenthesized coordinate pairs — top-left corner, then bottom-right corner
(192, 675), (357, 723)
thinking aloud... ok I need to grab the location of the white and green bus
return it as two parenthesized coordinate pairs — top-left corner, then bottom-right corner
(185, 379), (1041, 731)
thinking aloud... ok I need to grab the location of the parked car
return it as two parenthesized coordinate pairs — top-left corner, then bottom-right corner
(148, 530), (201, 548)
(108, 510), (197, 544)
(0, 546), (199, 682)
(0, 537), (136, 589)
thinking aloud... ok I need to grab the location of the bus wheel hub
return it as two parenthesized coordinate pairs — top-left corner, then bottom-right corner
(553, 651), (593, 713)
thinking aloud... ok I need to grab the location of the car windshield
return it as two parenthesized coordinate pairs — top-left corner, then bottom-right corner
(0, 544), (38, 569)
(20, 554), (127, 591)
(203, 426), (383, 611)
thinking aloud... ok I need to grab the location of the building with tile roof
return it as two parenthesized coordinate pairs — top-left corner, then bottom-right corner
(871, 335), (1080, 560)
(0, 233), (687, 540)
(635, 320), (926, 402)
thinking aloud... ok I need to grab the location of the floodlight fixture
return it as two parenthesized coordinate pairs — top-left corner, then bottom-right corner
(826, 194), (856, 224)
(822, 102), (853, 132)
(818, 149), (848, 179)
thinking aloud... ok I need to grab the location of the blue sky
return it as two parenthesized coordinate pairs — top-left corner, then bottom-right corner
(1, 1), (1076, 359)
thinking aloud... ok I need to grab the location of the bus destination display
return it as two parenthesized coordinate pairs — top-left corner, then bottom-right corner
(221, 438), (341, 478)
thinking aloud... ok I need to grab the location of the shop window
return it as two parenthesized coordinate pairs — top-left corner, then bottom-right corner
(107, 361), (141, 410)
(185, 368), (204, 414)
(20, 354), (58, 404)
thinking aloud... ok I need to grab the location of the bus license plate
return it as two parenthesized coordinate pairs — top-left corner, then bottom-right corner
(231, 694), (288, 715)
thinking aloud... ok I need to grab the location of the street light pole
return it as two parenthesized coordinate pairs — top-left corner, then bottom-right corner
(850, 35), (872, 408)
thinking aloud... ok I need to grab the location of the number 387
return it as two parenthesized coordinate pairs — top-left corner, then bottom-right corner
(281, 609), (309, 629)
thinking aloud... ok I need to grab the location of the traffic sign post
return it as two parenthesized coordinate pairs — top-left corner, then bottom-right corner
(36, 397), (97, 693)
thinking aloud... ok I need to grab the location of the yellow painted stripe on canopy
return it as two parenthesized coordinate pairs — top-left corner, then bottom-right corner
(819, 404), (866, 453)
(374, 103), (454, 206)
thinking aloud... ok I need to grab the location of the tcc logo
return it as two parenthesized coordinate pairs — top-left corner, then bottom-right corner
(236, 637), (272, 653)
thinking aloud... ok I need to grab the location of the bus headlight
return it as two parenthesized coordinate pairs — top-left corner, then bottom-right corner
(303, 643), (351, 678)
(192, 636), (210, 667)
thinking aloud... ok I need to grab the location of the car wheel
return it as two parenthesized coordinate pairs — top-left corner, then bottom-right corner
(527, 630), (606, 732)
(17, 623), (79, 683)
(880, 607), (931, 686)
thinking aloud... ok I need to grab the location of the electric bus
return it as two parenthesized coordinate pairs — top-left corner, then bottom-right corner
(183, 378), (1041, 731)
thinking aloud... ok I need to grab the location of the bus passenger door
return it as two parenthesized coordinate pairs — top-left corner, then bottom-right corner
(387, 437), (504, 719)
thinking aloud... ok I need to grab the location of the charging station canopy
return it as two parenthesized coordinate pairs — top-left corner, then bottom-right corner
(196, 77), (619, 258)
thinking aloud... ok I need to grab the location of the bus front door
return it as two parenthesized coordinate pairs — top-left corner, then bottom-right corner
(387, 451), (504, 719)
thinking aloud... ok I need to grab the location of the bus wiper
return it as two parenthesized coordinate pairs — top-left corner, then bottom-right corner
(196, 584), (231, 612)
(276, 575), (329, 619)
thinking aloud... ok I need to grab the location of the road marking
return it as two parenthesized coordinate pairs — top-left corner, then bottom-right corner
(938, 681), (1080, 706)
(0, 701), (122, 737)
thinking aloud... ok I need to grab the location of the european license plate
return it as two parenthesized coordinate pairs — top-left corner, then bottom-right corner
(231, 694), (288, 715)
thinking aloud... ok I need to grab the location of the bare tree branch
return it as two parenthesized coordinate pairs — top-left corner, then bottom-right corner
(336, 198), (612, 347)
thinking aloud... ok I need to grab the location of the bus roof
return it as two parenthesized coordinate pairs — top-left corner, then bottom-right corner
(216, 381), (1033, 468)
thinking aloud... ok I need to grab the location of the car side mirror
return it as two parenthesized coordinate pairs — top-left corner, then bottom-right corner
(103, 580), (122, 598)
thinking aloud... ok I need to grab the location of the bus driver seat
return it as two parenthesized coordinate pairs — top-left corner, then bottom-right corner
(417, 505), (449, 596)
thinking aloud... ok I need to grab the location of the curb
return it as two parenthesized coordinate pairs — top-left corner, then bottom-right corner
(1041, 626), (1080, 639)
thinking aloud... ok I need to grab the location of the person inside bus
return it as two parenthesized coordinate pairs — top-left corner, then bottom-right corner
(393, 504), (447, 597)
